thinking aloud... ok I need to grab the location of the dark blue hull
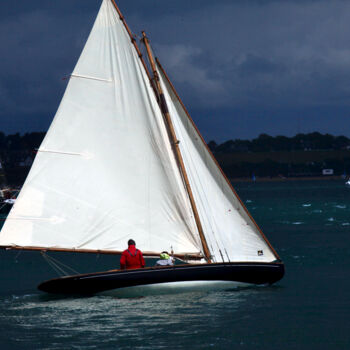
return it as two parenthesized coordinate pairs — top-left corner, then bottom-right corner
(38, 261), (284, 295)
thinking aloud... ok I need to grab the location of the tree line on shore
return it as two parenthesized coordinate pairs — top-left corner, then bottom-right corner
(208, 132), (350, 153)
(0, 132), (45, 152)
(1, 131), (349, 153)
(1, 131), (350, 186)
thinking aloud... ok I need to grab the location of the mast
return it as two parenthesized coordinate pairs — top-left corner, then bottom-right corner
(110, 0), (152, 81)
(156, 58), (281, 260)
(109, 2), (211, 261)
(141, 31), (212, 263)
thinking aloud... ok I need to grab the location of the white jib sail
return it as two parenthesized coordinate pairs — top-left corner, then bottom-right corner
(0, 0), (203, 256)
(157, 64), (277, 263)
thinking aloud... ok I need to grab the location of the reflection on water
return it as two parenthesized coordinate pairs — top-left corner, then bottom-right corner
(100, 281), (252, 298)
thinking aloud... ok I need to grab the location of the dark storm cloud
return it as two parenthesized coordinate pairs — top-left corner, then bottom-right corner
(1, 0), (350, 140)
(0, 4), (98, 131)
(143, 0), (350, 107)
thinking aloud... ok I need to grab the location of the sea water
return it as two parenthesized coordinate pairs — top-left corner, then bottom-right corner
(0, 180), (349, 349)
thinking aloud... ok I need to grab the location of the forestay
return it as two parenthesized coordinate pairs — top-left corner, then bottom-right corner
(0, 0), (203, 256)
(157, 64), (278, 263)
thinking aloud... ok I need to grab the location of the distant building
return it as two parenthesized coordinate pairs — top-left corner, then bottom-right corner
(322, 169), (334, 175)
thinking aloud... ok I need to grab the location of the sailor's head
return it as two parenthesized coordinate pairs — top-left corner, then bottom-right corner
(128, 239), (136, 246)
(160, 251), (170, 260)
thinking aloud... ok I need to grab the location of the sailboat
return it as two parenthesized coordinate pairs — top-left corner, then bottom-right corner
(0, 0), (284, 295)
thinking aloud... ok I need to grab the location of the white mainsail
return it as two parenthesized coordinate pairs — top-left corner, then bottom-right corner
(157, 63), (277, 263)
(0, 0), (203, 255)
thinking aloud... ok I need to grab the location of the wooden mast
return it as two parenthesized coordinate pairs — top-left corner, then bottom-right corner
(156, 58), (281, 260)
(141, 31), (212, 263)
(110, 1), (212, 262)
(110, 0), (152, 81)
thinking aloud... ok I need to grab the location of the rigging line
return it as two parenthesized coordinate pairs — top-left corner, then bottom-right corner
(45, 253), (80, 275)
(41, 252), (80, 276)
(209, 243), (216, 263)
(146, 146), (151, 250)
(224, 248), (231, 262)
(41, 252), (67, 277)
(14, 250), (22, 263)
(46, 258), (70, 277)
(213, 231), (226, 263)
(219, 249), (225, 263)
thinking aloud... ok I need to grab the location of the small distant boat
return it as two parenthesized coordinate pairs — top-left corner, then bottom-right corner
(0, 0), (284, 295)
(0, 189), (18, 214)
(3, 199), (16, 205)
(345, 180), (350, 186)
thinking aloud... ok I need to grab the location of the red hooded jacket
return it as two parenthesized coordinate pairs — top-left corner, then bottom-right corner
(120, 244), (145, 270)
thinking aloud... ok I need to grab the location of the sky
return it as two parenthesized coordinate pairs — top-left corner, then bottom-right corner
(1, 0), (350, 142)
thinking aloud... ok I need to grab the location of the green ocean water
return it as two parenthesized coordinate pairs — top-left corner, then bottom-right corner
(0, 180), (349, 349)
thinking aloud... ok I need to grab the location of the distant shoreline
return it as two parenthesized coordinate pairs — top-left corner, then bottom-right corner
(230, 175), (346, 182)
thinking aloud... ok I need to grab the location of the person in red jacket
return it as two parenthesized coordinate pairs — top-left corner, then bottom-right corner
(120, 239), (145, 270)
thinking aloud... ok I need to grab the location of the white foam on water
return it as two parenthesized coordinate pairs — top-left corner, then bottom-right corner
(327, 217), (335, 222)
(98, 280), (252, 298)
(341, 223), (350, 226)
(302, 204), (311, 207)
(292, 222), (303, 225)
(335, 205), (346, 209)
(292, 255), (303, 260)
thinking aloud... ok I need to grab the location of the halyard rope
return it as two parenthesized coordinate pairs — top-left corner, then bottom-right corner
(41, 251), (80, 277)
